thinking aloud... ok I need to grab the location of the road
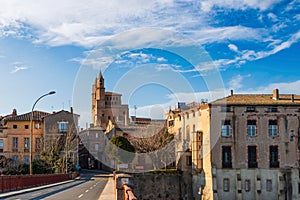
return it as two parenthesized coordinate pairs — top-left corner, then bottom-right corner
(4, 170), (111, 200)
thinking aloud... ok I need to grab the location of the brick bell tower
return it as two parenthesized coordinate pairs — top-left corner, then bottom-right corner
(91, 71), (106, 127)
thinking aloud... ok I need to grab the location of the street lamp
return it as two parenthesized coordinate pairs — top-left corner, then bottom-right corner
(29, 91), (56, 175)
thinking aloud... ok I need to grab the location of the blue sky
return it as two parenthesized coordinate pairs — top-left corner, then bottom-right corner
(0, 0), (299, 127)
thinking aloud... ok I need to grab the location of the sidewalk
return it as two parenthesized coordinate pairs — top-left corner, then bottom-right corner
(98, 177), (116, 200)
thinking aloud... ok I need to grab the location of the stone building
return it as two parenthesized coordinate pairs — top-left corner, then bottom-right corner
(78, 125), (113, 170)
(43, 108), (80, 166)
(196, 89), (300, 200)
(166, 102), (202, 172)
(167, 89), (300, 199)
(0, 110), (49, 166)
(91, 72), (129, 128)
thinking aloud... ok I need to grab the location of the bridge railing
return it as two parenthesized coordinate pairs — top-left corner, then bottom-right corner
(0, 173), (76, 192)
(123, 183), (137, 200)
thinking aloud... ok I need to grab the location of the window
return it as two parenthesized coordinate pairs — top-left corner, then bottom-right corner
(193, 124), (196, 133)
(186, 112), (189, 119)
(24, 138), (29, 152)
(58, 121), (68, 132)
(269, 120), (278, 137)
(266, 180), (272, 192)
(36, 138), (41, 151)
(223, 178), (230, 192)
(245, 179), (251, 192)
(178, 128), (182, 141)
(222, 146), (232, 168)
(268, 106), (278, 112)
(248, 146), (257, 168)
(13, 137), (18, 151)
(12, 155), (18, 166)
(247, 120), (256, 136)
(270, 146), (279, 168)
(221, 120), (231, 137)
(96, 133), (99, 138)
(24, 156), (29, 164)
(192, 110), (195, 117)
(95, 143), (99, 151)
(186, 125), (190, 141)
(221, 106), (231, 112)
(186, 155), (192, 166)
(0, 139), (3, 153)
(35, 122), (41, 129)
(25, 125), (29, 129)
(168, 120), (174, 127)
(246, 106), (255, 112)
(13, 124), (17, 129)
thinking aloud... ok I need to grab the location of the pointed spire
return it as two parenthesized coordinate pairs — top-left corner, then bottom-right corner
(98, 70), (104, 80)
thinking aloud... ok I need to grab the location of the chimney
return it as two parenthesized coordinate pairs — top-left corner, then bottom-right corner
(12, 109), (17, 116)
(70, 107), (73, 114)
(273, 89), (279, 100)
(291, 94), (295, 103)
(230, 90), (234, 96)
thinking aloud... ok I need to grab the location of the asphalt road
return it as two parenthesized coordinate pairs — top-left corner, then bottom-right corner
(4, 170), (110, 200)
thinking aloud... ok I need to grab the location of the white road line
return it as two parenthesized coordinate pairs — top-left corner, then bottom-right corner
(90, 187), (93, 190)
(78, 194), (84, 198)
(85, 189), (89, 193)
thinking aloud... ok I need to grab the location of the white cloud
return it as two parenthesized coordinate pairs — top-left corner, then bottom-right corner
(10, 66), (28, 74)
(228, 44), (239, 52)
(239, 80), (300, 95)
(200, 0), (280, 12)
(228, 74), (251, 90)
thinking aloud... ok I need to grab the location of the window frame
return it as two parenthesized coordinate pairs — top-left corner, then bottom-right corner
(221, 120), (231, 137)
(222, 146), (232, 168)
(58, 121), (69, 132)
(269, 120), (278, 137)
(266, 179), (272, 192)
(247, 120), (257, 137)
(245, 179), (251, 192)
(223, 178), (230, 192)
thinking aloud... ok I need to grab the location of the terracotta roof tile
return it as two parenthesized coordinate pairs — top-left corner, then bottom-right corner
(4, 110), (50, 121)
(211, 94), (300, 106)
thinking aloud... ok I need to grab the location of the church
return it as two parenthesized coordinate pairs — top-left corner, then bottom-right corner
(91, 72), (129, 128)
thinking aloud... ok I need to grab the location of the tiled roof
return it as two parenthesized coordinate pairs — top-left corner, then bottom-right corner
(211, 94), (300, 106)
(4, 110), (50, 121)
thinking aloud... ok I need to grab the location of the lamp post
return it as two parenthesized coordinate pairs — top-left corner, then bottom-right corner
(29, 91), (56, 175)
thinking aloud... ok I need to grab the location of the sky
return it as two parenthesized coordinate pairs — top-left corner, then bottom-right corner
(0, 0), (299, 128)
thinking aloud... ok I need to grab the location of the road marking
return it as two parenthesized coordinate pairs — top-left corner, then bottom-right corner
(90, 187), (93, 189)
(85, 189), (89, 193)
(78, 194), (84, 198)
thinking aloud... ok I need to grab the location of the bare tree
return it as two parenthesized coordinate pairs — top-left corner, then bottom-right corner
(129, 123), (175, 170)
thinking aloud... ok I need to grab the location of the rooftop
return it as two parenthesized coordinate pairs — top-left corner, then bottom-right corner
(4, 110), (50, 121)
(211, 89), (300, 106)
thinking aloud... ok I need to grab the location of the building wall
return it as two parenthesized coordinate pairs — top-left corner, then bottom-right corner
(1, 120), (43, 164)
(199, 103), (300, 199)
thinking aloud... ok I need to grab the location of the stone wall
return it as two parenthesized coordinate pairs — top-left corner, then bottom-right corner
(130, 171), (192, 200)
